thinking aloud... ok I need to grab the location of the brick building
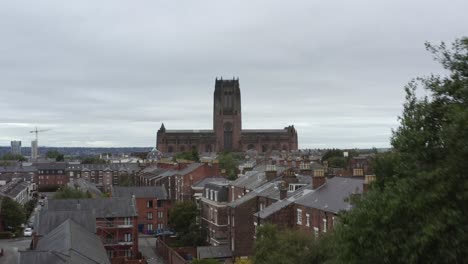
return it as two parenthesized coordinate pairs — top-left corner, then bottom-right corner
(157, 78), (298, 153)
(112, 186), (170, 235)
(200, 181), (230, 246)
(256, 176), (366, 238)
(44, 197), (139, 259)
(66, 163), (140, 193)
(139, 162), (220, 202)
(36, 162), (67, 189)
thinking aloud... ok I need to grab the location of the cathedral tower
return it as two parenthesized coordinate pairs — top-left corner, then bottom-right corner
(213, 78), (242, 151)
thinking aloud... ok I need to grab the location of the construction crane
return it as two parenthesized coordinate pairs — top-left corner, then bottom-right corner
(30, 127), (51, 142)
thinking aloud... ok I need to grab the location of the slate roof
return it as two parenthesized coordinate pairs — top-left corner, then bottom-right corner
(197, 245), (232, 259)
(257, 177), (364, 219)
(112, 186), (168, 200)
(46, 197), (137, 217)
(231, 165), (288, 190)
(36, 162), (67, 170)
(178, 163), (203, 175)
(229, 181), (292, 208)
(0, 178), (29, 198)
(193, 177), (227, 188)
(295, 177), (364, 213)
(256, 186), (314, 219)
(35, 210), (96, 236)
(20, 219), (110, 264)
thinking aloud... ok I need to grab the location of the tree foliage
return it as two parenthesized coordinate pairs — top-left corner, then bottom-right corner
(53, 187), (92, 199)
(0, 197), (26, 230)
(168, 201), (204, 246)
(218, 152), (239, 180)
(254, 224), (328, 264)
(81, 156), (107, 164)
(1, 153), (27, 161)
(331, 38), (468, 263)
(23, 198), (37, 219)
(175, 148), (200, 162)
(46, 150), (64, 161)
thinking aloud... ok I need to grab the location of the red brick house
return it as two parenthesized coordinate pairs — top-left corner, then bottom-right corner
(44, 197), (140, 259)
(35, 162), (67, 190)
(139, 162), (220, 202)
(255, 176), (366, 238)
(112, 186), (170, 235)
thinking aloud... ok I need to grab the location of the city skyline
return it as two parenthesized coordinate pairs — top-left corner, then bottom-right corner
(1, 1), (467, 148)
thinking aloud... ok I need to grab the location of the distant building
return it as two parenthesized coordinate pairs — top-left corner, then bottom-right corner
(10, 140), (21, 155)
(31, 140), (38, 160)
(157, 78), (298, 153)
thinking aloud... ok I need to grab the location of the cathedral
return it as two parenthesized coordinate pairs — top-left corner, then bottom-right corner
(156, 78), (298, 153)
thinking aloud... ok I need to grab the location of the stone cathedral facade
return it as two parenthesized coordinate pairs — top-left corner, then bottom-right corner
(156, 78), (298, 153)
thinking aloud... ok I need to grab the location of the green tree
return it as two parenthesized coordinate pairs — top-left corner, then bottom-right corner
(175, 148), (200, 162)
(81, 156), (107, 164)
(46, 150), (64, 161)
(327, 156), (346, 168)
(321, 149), (343, 162)
(0, 197), (26, 230)
(218, 152), (239, 180)
(254, 224), (318, 264)
(1, 153), (27, 161)
(23, 198), (38, 219)
(332, 38), (468, 263)
(53, 187), (92, 199)
(168, 201), (204, 247)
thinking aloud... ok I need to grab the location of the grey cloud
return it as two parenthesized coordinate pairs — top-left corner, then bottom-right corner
(1, 0), (467, 148)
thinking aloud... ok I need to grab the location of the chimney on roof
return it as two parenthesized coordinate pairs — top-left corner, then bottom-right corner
(363, 175), (376, 192)
(312, 172), (326, 190)
(279, 181), (288, 200)
(77, 200), (81, 210)
(265, 165), (277, 182)
(299, 162), (312, 176)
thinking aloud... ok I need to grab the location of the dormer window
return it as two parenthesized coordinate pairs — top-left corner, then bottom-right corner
(205, 188), (209, 198)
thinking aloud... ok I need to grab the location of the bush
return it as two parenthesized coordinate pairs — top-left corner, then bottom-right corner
(0, 232), (14, 239)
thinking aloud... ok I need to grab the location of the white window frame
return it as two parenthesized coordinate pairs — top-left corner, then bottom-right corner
(306, 213), (310, 227)
(297, 209), (302, 225)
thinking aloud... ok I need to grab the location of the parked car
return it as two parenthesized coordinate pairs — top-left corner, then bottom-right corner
(23, 228), (33, 237)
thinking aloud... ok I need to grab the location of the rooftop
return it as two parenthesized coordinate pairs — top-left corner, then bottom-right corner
(20, 219), (110, 264)
(112, 186), (168, 200)
(45, 197), (137, 218)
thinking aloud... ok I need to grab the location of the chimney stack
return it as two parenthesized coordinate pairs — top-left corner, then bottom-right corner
(312, 173), (326, 190)
(363, 175), (376, 192)
(279, 181), (288, 200)
(77, 200), (81, 210)
(300, 162), (312, 176)
(265, 165), (277, 182)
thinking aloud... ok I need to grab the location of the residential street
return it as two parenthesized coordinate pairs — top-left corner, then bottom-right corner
(139, 236), (166, 264)
(0, 237), (31, 264)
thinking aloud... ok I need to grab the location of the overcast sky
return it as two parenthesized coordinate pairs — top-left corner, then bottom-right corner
(0, 1), (467, 149)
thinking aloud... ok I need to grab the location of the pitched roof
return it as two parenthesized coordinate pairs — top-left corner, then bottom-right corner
(231, 165), (288, 190)
(192, 177), (227, 188)
(20, 219), (110, 264)
(112, 186), (167, 200)
(36, 162), (67, 170)
(35, 210), (96, 236)
(295, 177), (363, 213)
(46, 197), (137, 217)
(229, 181), (291, 208)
